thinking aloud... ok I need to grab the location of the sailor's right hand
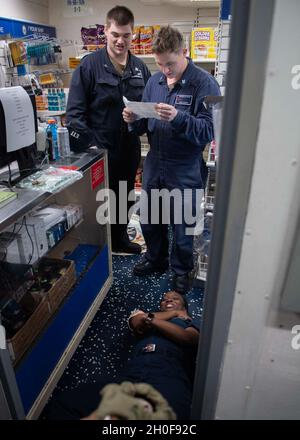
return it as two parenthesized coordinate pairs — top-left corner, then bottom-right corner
(129, 312), (149, 335)
(123, 107), (137, 123)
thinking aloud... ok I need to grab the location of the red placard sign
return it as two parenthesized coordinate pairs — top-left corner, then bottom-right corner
(91, 159), (104, 190)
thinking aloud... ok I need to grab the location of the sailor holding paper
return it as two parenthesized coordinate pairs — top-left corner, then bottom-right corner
(123, 25), (220, 294)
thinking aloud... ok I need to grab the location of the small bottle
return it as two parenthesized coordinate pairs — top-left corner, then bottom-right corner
(59, 88), (66, 111)
(47, 88), (52, 111)
(47, 119), (59, 160)
(57, 127), (71, 158)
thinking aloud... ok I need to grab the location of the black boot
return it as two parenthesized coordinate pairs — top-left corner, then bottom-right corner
(133, 259), (169, 276)
(172, 273), (192, 295)
(112, 239), (142, 255)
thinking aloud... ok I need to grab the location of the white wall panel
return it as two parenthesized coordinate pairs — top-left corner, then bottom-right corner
(0, 0), (49, 24)
(48, 0), (218, 42)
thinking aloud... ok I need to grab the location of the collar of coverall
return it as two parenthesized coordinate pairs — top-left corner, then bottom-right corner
(158, 57), (195, 86)
(103, 46), (139, 80)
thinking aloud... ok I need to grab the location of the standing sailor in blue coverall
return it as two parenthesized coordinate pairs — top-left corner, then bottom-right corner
(123, 26), (220, 293)
(66, 6), (151, 254)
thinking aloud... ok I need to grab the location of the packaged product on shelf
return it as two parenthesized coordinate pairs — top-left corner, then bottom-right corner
(131, 26), (141, 54)
(39, 72), (56, 86)
(8, 41), (27, 66)
(96, 24), (106, 46)
(68, 57), (81, 69)
(191, 27), (217, 60)
(153, 25), (161, 39)
(81, 26), (98, 49)
(53, 44), (63, 67)
(140, 26), (154, 54)
(35, 94), (48, 111)
(63, 204), (83, 229)
(26, 42), (56, 66)
(81, 25), (106, 50)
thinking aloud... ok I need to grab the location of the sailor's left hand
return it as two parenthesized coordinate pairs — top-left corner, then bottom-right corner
(155, 103), (177, 122)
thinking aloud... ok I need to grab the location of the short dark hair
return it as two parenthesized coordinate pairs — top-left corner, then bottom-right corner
(152, 25), (184, 54)
(106, 5), (134, 29)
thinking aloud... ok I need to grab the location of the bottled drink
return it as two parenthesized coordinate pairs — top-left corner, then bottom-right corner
(59, 88), (66, 111)
(57, 127), (71, 158)
(46, 119), (59, 160)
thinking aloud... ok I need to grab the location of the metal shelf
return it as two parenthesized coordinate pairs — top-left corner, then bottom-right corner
(193, 58), (216, 63)
(136, 55), (216, 63)
(136, 54), (156, 58)
(37, 110), (66, 117)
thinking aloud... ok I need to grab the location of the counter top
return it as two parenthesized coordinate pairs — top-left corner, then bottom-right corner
(53, 147), (105, 173)
(0, 148), (105, 233)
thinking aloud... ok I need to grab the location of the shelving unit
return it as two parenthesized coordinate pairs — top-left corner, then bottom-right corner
(0, 149), (113, 419)
(137, 54), (216, 64)
(193, 5), (226, 283)
(37, 110), (66, 118)
(193, 58), (216, 64)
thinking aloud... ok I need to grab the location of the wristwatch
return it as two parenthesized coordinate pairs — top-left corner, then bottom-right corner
(145, 312), (155, 323)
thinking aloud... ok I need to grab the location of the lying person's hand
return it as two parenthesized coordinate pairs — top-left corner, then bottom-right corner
(155, 103), (178, 122)
(123, 107), (137, 123)
(176, 313), (192, 321)
(128, 311), (150, 335)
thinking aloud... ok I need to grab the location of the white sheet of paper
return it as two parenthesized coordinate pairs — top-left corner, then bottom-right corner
(0, 86), (35, 152)
(123, 96), (160, 120)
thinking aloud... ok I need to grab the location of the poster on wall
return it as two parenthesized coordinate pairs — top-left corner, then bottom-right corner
(63, 0), (94, 17)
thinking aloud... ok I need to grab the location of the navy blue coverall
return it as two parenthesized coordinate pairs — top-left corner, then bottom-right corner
(132, 60), (220, 275)
(44, 317), (198, 420)
(66, 47), (151, 247)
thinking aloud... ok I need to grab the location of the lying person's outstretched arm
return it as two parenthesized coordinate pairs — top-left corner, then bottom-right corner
(128, 309), (188, 335)
(147, 317), (199, 346)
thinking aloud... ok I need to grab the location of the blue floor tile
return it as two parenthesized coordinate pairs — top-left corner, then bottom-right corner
(43, 254), (204, 398)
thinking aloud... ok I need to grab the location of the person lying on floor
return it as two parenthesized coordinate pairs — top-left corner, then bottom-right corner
(44, 291), (199, 420)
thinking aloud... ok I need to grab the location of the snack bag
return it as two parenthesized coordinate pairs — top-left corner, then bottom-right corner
(153, 25), (161, 38)
(131, 26), (140, 54)
(140, 26), (153, 55)
(81, 26), (98, 50)
(96, 24), (106, 46)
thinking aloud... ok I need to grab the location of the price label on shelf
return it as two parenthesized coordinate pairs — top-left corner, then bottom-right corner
(63, 0), (93, 17)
